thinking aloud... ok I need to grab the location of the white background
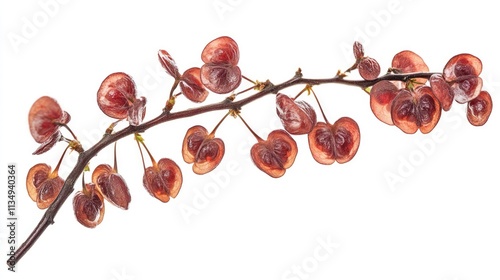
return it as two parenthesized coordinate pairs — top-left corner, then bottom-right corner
(1, 1), (499, 279)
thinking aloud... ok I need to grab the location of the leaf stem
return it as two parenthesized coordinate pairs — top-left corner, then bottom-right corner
(237, 112), (264, 142)
(209, 111), (231, 137)
(136, 133), (156, 167)
(310, 87), (329, 124)
(51, 145), (70, 177)
(113, 142), (118, 172)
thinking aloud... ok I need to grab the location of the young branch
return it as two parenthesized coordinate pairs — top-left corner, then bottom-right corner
(8, 71), (435, 267)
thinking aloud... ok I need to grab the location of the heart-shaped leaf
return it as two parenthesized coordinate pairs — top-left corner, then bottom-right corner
(200, 36), (242, 94)
(26, 163), (64, 209)
(182, 125), (225, 174)
(143, 158), (182, 203)
(391, 86), (441, 134)
(308, 117), (360, 165)
(73, 183), (105, 228)
(250, 130), (297, 178)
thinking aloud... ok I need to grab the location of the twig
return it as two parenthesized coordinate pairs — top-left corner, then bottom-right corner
(8, 71), (435, 267)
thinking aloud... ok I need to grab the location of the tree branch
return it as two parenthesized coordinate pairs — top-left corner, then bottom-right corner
(8, 71), (436, 267)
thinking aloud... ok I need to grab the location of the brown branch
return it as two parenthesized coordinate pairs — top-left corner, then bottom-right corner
(7, 71), (436, 267)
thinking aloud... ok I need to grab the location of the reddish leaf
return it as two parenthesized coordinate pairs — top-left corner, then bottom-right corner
(32, 131), (62, 155)
(443, 54), (483, 104)
(391, 50), (429, 87)
(180, 67), (209, 102)
(391, 87), (441, 134)
(201, 36), (240, 65)
(28, 96), (70, 143)
(200, 64), (242, 94)
(158, 49), (181, 79)
(182, 125), (209, 164)
(26, 163), (51, 202)
(250, 130), (297, 178)
(370, 81), (399, 125)
(73, 183), (105, 228)
(467, 91), (493, 126)
(443, 53), (482, 81)
(331, 117), (361, 163)
(451, 76), (483, 104)
(200, 36), (242, 94)
(353, 41), (364, 60)
(192, 138), (225, 175)
(97, 72), (137, 119)
(37, 177), (64, 209)
(127, 96), (147, 126)
(92, 164), (131, 210)
(308, 118), (360, 165)
(358, 57), (381, 80)
(429, 74), (454, 111)
(181, 125), (225, 174)
(143, 158), (182, 202)
(276, 93), (317, 135)
(26, 163), (64, 209)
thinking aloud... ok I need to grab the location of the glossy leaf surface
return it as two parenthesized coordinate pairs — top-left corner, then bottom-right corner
(250, 130), (297, 178)
(276, 93), (317, 135)
(28, 96), (70, 144)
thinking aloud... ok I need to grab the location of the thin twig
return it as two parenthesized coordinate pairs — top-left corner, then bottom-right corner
(8, 71), (436, 267)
